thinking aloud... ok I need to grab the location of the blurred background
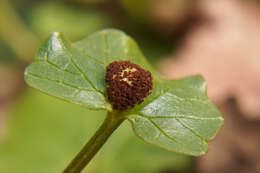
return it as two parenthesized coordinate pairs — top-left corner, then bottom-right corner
(1, 0), (260, 172)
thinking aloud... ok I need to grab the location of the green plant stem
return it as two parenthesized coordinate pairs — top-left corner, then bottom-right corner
(63, 111), (125, 173)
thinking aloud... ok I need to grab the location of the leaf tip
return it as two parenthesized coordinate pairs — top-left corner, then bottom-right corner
(51, 31), (62, 38)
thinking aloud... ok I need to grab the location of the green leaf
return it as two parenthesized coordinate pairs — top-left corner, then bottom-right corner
(127, 76), (223, 156)
(24, 29), (223, 156)
(24, 32), (110, 111)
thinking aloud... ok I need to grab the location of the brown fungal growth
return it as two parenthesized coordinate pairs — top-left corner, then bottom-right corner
(106, 61), (153, 110)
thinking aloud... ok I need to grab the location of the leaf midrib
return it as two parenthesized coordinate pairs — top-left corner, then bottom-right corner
(131, 114), (207, 146)
(25, 72), (94, 93)
(39, 48), (105, 95)
(136, 113), (223, 121)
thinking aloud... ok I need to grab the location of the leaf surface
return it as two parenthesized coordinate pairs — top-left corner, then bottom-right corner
(24, 29), (223, 155)
(127, 76), (223, 155)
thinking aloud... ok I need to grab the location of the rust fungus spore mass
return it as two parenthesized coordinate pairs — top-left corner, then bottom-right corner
(106, 61), (153, 110)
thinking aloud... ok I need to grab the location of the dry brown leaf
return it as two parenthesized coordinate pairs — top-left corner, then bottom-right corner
(150, 0), (196, 36)
(162, 0), (260, 120)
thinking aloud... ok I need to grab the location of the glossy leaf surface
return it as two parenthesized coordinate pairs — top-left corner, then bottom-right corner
(24, 29), (223, 155)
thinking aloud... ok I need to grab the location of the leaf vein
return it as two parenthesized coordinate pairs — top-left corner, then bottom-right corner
(139, 88), (170, 109)
(67, 53), (104, 94)
(137, 112), (221, 121)
(81, 51), (104, 66)
(25, 72), (94, 92)
(175, 118), (205, 141)
(166, 91), (209, 104)
(148, 118), (180, 144)
(36, 58), (79, 76)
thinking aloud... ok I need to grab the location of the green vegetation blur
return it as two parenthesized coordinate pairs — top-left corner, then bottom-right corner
(0, 89), (192, 173)
(0, 0), (192, 172)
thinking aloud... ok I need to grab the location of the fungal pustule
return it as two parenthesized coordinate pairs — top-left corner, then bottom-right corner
(106, 61), (153, 110)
